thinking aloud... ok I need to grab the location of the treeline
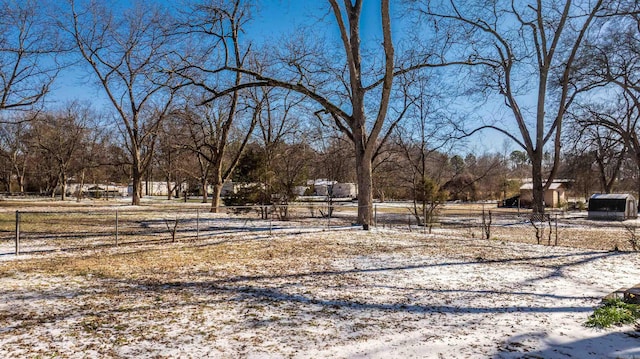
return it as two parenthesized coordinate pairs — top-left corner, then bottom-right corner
(2, 100), (622, 207)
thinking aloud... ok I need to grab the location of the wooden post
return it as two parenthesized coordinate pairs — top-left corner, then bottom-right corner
(15, 210), (20, 255)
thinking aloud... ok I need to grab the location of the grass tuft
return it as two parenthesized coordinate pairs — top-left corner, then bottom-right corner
(586, 298), (640, 328)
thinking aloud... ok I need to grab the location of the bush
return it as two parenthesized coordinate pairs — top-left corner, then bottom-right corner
(558, 200), (568, 211)
(586, 298), (640, 328)
(222, 184), (267, 213)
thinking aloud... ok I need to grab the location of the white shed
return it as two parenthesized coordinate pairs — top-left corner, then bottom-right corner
(332, 183), (357, 198)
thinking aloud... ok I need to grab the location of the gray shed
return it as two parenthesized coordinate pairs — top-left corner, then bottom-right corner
(587, 193), (638, 220)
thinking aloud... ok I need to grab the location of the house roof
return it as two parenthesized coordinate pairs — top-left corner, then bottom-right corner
(589, 193), (635, 201)
(520, 182), (565, 190)
(307, 179), (338, 186)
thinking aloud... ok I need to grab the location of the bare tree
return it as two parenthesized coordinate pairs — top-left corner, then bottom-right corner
(66, 1), (180, 205)
(30, 102), (94, 200)
(252, 87), (305, 203)
(154, 114), (191, 200)
(592, 131), (626, 194)
(175, 0), (257, 212)
(312, 131), (356, 186)
(0, 0), (63, 114)
(394, 72), (453, 225)
(577, 101), (640, 196)
(566, 114), (626, 194)
(200, 1), (414, 227)
(416, 0), (610, 214)
(572, 14), (640, 196)
(0, 117), (32, 192)
(74, 114), (110, 200)
(178, 98), (257, 211)
(179, 106), (213, 203)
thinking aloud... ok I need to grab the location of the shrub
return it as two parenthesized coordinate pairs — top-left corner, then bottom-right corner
(586, 298), (640, 328)
(222, 184), (267, 213)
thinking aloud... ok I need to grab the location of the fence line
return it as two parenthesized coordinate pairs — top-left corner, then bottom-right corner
(15, 211), (20, 255)
(2, 203), (636, 256)
(6, 204), (372, 255)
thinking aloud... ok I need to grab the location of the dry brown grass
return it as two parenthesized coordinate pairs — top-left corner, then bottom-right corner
(1, 212), (637, 358)
(1, 199), (637, 263)
(0, 225), (607, 284)
(0, 231), (400, 279)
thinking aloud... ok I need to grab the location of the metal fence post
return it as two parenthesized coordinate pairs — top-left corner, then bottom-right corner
(555, 213), (558, 246)
(196, 208), (199, 241)
(15, 210), (20, 255)
(374, 204), (377, 228)
(115, 210), (119, 246)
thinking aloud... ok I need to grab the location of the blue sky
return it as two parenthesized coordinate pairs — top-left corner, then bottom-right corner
(48, 0), (510, 155)
(245, 1), (511, 154)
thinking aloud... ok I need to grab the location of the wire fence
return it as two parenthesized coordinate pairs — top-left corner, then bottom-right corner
(0, 202), (638, 256)
(1, 204), (364, 256)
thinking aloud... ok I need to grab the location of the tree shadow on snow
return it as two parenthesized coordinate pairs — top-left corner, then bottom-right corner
(1, 247), (633, 346)
(492, 331), (640, 358)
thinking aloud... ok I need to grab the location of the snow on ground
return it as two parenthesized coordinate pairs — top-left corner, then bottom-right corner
(0, 229), (639, 358)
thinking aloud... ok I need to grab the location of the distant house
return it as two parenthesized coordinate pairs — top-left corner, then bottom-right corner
(220, 181), (237, 196)
(86, 185), (123, 199)
(307, 179), (337, 196)
(128, 181), (186, 197)
(305, 179), (357, 198)
(67, 183), (128, 198)
(519, 181), (568, 208)
(217, 181), (265, 196)
(293, 186), (309, 197)
(588, 193), (637, 220)
(332, 183), (357, 198)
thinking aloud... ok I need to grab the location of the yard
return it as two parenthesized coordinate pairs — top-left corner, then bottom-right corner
(0, 200), (639, 358)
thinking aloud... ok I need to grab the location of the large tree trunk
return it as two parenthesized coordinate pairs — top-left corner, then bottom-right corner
(201, 177), (209, 204)
(13, 161), (24, 193)
(166, 177), (173, 200)
(60, 171), (67, 201)
(210, 166), (223, 213)
(131, 156), (142, 206)
(355, 141), (373, 227)
(636, 152), (640, 205)
(17, 175), (24, 193)
(531, 157), (545, 214)
(598, 162), (610, 193)
(210, 181), (223, 213)
(1, 173), (8, 193)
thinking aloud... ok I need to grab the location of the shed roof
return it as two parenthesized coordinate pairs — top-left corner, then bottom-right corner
(520, 182), (565, 190)
(589, 193), (635, 201)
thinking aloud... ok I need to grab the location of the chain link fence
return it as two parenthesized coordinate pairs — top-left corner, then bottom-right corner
(0, 203), (364, 255)
(1, 201), (637, 255)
